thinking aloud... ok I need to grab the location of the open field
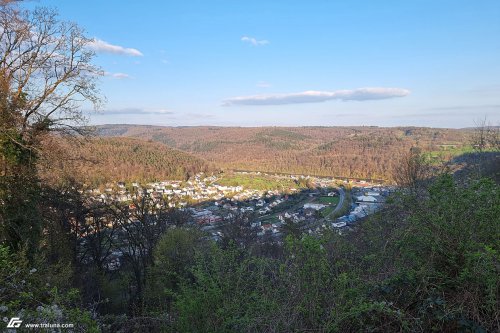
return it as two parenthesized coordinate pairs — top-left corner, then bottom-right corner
(320, 206), (335, 217)
(317, 196), (340, 205)
(216, 173), (302, 191)
(425, 145), (476, 164)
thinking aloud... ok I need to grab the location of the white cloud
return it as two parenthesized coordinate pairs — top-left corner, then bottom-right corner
(188, 113), (216, 119)
(155, 109), (174, 114)
(99, 108), (174, 115)
(241, 36), (269, 46)
(222, 87), (410, 106)
(88, 39), (143, 57)
(256, 81), (272, 88)
(104, 72), (131, 79)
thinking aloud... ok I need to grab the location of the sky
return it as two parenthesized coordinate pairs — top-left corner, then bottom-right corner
(24, 0), (500, 128)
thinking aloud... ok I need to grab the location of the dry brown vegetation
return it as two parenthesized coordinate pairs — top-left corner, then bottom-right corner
(39, 136), (214, 186)
(93, 125), (471, 181)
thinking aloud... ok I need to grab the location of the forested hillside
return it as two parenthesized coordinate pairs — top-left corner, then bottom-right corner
(95, 125), (471, 180)
(39, 137), (214, 186)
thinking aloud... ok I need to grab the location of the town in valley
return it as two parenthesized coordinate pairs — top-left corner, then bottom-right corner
(81, 171), (394, 269)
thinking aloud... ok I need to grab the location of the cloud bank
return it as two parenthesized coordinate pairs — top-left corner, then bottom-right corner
(222, 87), (410, 106)
(88, 39), (143, 57)
(100, 108), (174, 115)
(241, 36), (269, 46)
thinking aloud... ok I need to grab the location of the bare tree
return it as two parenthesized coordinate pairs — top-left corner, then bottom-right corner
(472, 117), (500, 152)
(0, 5), (102, 155)
(470, 117), (500, 178)
(393, 147), (431, 190)
(113, 193), (189, 313)
(0, 1), (23, 6)
(0, 2), (103, 255)
(219, 211), (258, 249)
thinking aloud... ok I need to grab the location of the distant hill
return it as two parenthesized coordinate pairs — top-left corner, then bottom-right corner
(40, 136), (214, 186)
(92, 125), (472, 180)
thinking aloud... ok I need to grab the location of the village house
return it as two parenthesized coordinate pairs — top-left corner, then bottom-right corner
(304, 203), (326, 210)
(356, 195), (377, 203)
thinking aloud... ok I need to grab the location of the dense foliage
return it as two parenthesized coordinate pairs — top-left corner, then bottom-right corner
(141, 174), (498, 333)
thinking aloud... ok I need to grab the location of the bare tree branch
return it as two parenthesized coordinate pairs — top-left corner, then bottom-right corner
(0, 6), (103, 144)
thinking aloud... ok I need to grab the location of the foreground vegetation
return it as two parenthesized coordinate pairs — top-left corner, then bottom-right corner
(156, 174), (499, 332)
(2, 171), (497, 332)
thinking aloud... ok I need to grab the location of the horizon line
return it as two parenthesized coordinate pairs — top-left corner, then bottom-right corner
(87, 123), (477, 130)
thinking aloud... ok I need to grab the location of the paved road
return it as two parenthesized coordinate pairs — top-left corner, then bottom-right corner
(256, 187), (347, 231)
(329, 187), (346, 217)
(302, 187), (348, 230)
(286, 187), (347, 231)
(258, 193), (314, 222)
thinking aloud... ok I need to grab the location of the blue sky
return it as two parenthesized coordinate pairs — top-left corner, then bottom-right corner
(25, 0), (500, 128)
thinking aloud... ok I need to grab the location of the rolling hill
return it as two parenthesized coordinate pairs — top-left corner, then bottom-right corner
(93, 125), (472, 180)
(39, 136), (215, 186)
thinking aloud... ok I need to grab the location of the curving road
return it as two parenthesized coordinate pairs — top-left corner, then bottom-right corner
(330, 187), (346, 217)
